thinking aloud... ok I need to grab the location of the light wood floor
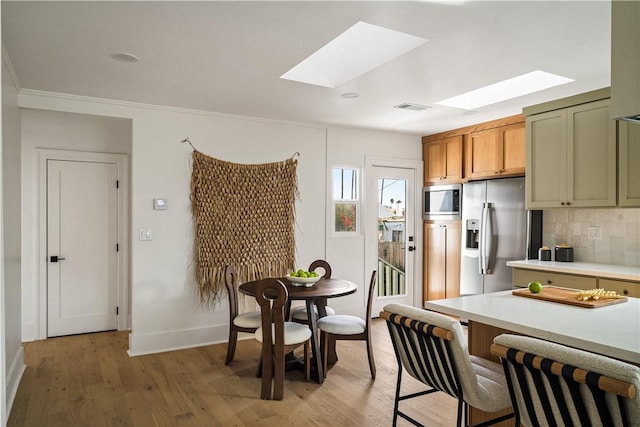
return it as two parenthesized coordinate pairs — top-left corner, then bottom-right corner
(8, 319), (459, 427)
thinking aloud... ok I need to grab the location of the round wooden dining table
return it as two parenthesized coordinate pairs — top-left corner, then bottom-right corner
(238, 277), (357, 383)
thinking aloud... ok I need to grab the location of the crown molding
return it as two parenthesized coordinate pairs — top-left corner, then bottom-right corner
(18, 88), (325, 130)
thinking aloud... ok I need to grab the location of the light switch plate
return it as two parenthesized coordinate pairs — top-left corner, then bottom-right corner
(153, 198), (168, 210)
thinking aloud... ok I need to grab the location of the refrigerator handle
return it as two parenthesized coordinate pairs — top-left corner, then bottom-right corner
(480, 202), (493, 274)
(479, 204), (486, 274)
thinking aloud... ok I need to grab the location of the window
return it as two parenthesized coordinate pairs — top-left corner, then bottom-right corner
(332, 167), (359, 234)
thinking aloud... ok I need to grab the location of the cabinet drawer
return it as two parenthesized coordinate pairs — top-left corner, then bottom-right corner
(512, 268), (596, 290)
(598, 278), (640, 298)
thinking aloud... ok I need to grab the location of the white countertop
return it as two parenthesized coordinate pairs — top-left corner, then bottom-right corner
(424, 290), (640, 364)
(507, 259), (640, 282)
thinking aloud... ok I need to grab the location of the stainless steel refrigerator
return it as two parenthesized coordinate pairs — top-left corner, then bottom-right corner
(460, 177), (542, 295)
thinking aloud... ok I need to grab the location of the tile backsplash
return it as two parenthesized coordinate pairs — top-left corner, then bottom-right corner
(541, 208), (640, 267)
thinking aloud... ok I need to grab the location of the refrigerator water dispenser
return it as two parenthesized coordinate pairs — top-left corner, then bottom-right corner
(466, 219), (480, 249)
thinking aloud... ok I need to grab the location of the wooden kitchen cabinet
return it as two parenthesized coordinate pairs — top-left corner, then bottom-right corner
(423, 221), (461, 302)
(525, 96), (616, 209)
(423, 136), (462, 184)
(466, 122), (525, 179)
(512, 268), (596, 291)
(618, 120), (640, 207)
(423, 114), (524, 184)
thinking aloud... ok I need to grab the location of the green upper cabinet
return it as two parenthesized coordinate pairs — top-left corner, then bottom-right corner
(566, 100), (616, 207)
(525, 96), (616, 209)
(526, 109), (566, 207)
(619, 120), (640, 207)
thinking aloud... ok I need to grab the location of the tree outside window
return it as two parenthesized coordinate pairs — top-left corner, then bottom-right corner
(332, 167), (359, 234)
(335, 203), (357, 232)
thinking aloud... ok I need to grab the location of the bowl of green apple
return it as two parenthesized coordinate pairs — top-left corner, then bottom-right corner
(286, 269), (322, 287)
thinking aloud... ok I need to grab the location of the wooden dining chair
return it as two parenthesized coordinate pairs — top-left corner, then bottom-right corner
(491, 334), (640, 427)
(381, 303), (514, 427)
(224, 265), (262, 365)
(317, 270), (377, 379)
(290, 259), (336, 323)
(254, 278), (312, 400)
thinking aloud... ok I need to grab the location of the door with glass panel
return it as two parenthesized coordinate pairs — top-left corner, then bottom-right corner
(366, 166), (416, 315)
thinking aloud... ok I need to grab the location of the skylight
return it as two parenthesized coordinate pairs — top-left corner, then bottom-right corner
(435, 70), (574, 110)
(280, 21), (428, 89)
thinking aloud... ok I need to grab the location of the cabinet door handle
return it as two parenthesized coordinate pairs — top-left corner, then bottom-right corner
(566, 202), (571, 206)
(623, 289), (629, 295)
(560, 202), (565, 206)
(547, 280), (552, 285)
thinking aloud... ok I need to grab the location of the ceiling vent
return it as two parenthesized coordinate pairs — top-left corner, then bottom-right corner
(394, 102), (430, 111)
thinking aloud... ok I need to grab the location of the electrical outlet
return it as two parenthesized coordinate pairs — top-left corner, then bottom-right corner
(139, 229), (152, 241)
(587, 226), (601, 240)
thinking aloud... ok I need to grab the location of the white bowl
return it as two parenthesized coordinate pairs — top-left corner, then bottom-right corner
(286, 274), (322, 287)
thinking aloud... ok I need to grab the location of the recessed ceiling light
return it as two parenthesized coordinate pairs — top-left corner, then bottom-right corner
(341, 92), (360, 99)
(435, 70), (574, 110)
(110, 52), (138, 63)
(281, 21), (427, 88)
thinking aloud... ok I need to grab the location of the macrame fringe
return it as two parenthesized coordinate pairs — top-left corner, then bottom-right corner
(192, 262), (295, 306)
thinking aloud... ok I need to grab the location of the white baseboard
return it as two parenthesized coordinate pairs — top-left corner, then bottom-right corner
(6, 346), (26, 416)
(127, 324), (229, 356)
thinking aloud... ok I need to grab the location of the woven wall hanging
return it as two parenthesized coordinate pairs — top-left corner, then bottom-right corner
(190, 150), (298, 306)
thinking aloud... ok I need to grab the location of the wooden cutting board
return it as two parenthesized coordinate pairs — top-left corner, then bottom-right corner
(512, 286), (628, 308)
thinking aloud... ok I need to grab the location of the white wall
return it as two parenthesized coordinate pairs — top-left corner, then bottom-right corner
(325, 127), (422, 315)
(0, 50), (6, 427)
(20, 109), (132, 341)
(2, 47), (24, 426)
(128, 108), (327, 354)
(18, 91), (422, 356)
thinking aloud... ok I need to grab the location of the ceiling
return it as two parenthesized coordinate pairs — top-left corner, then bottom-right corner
(2, 1), (612, 136)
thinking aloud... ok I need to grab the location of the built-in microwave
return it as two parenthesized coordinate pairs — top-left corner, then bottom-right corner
(423, 184), (461, 220)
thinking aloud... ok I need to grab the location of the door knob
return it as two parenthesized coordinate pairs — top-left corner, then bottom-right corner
(50, 256), (66, 263)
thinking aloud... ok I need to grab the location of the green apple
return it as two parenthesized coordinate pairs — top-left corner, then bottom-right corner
(289, 269), (320, 279)
(528, 281), (542, 293)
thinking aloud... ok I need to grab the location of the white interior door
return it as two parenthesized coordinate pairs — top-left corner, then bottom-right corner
(366, 165), (417, 315)
(47, 159), (119, 337)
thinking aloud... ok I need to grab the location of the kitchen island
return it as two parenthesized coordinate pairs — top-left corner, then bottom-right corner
(425, 289), (639, 364)
(425, 290), (640, 426)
